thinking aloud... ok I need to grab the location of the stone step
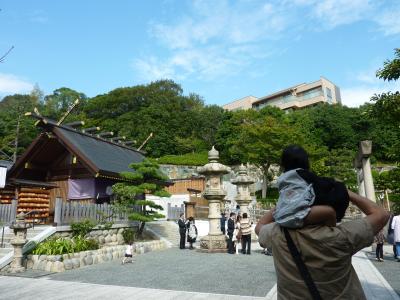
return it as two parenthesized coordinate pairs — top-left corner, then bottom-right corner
(0, 248), (13, 255)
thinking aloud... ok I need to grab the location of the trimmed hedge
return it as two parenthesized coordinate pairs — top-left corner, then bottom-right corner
(152, 151), (208, 166)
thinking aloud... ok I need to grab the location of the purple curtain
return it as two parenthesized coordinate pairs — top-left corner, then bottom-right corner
(68, 178), (96, 200)
(68, 178), (115, 200)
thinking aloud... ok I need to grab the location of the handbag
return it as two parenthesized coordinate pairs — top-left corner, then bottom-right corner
(283, 228), (322, 300)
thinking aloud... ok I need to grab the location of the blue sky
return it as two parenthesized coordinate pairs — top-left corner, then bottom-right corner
(1, 0), (400, 107)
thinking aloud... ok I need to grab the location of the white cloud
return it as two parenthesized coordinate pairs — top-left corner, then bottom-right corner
(0, 73), (33, 96)
(341, 81), (400, 107)
(135, 0), (400, 84)
(374, 8), (400, 36)
(137, 1), (290, 82)
(312, 0), (373, 29)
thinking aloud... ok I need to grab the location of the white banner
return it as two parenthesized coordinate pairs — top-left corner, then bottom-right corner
(0, 167), (6, 188)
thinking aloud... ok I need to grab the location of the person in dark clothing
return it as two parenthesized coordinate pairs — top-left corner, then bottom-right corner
(220, 212), (227, 235)
(178, 213), (187, 249)
(227, 212), (236, 254)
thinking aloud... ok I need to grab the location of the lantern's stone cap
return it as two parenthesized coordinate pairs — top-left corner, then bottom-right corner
(198, 146), (230, 175)
(231, 164), (255, 185)
(208, 146), (219, 162)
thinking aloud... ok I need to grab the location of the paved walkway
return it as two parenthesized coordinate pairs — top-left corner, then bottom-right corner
(146, 221), (180, 247)
(0, 276), (268, 300)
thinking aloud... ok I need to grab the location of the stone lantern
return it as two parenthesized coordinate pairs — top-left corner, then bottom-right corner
(231, 164), (255, 217)
(9, 212), (32, 273)
(197, 146), (231, 253)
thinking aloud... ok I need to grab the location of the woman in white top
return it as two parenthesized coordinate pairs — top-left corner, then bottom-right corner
(234, 215), (242, 254)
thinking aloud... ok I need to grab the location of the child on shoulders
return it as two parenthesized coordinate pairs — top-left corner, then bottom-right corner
(273, 145), (349, 228)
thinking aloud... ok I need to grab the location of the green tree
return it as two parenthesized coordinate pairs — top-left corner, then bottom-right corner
(43, 87), (87, 120)
(0, 94), (40, 160)
(368, 48), (400, 161)
(228, 107), (306, 198)
(84, 80), (223, 157)
(112, 159), (170, 236)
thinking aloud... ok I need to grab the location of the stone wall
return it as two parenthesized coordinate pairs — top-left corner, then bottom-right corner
(25, 240), (167, 273)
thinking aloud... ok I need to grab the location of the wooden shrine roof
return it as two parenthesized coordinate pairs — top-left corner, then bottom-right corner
(9, 116), (145, 179)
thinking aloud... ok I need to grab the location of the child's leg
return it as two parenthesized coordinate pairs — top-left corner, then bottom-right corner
(304, 205), (336, 227)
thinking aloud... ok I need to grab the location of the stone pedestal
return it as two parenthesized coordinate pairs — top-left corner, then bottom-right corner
(197, 147), (231, 253)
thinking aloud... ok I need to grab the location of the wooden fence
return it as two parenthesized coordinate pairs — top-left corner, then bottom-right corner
(54, 198), (132, 225)
(167, 203), (184, 220)
(0, 200), (17, 225)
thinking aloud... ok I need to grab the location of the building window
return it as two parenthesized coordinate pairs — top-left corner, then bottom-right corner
(298, 87), (323, 101)
(326, 87), (332, 103)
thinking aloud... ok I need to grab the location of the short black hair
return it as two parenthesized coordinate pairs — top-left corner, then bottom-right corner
(230, 212), (236, 217)
(281, 145), (310, 172)
(243, 213), (248, 218)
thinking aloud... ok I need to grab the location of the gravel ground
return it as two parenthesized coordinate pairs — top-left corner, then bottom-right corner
(366, 249), (400, 296)
(48, 247), (276, 297)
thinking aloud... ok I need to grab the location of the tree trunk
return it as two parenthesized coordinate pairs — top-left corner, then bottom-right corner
(138, 221), (146, 238)
(262, 173), (267, 199)
(261, 164), (270, 199)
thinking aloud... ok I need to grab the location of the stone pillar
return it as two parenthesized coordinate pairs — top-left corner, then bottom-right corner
(231, 164), (255, 217)
(354, 140), (376, 203)
(9, 213), (32, 273)
(197, 146), (230, 253)
(362, 156), (376, 202)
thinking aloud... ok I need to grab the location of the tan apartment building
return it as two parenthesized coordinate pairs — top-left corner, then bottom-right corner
(223, 77), (341, 112)
(222, 95), (258, 111)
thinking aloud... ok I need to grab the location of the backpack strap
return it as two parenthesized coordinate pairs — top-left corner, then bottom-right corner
(283, 227), (322, 300)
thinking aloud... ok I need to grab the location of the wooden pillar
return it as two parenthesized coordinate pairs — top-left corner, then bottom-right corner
(184, 201), (196, 219)
(10, 199), (17, 222)
(53, 197), (62, 226)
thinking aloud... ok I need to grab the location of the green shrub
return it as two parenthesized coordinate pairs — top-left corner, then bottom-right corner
(71, 219), (96, 237)
(33, 237), (74, 255)
(32, 236), (99, 255)
(73, 236), (99, 252)
(122, 228), (136, 244)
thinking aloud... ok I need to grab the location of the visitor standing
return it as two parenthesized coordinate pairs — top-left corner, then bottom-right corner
(392, 213), (400, 262)
(375, 229), (385, 261)
(234, 214), (242, 254)
(227, 212), (236, 254)
(388, 213), (398, 259)
(187, 217), (198, 250)
(178, 213), (187, 249)
(256, 146), (389, 299)
(240, 213), (252, 255)
(220, 212), (227, 235)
